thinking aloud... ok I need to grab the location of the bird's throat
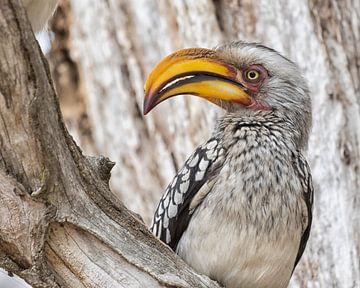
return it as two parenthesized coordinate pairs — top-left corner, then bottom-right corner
(246, 100), (273, 111)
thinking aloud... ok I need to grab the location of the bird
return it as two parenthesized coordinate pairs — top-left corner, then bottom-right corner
(143, 41), (313, 288)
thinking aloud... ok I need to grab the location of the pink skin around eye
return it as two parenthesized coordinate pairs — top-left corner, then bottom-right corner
(247, 100), (272, 111)
(241, 64), (268, 93)
(240, 64), (272, 111)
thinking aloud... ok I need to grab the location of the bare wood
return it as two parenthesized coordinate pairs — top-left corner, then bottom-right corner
(0, 1), (221, 287)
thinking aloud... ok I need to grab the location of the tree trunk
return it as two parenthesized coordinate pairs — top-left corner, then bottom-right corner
(1, 0), (359, 287)
(65, 0), (360, 287)
(0, 1), (221, 287)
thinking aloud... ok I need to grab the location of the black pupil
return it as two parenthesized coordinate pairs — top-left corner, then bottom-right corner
(249, 71), (257, 79)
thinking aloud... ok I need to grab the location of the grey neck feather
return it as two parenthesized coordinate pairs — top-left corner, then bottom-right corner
(214, 107), (311, 152)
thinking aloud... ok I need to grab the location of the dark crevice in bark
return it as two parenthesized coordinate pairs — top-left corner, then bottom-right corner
(0, 238), (30, 271)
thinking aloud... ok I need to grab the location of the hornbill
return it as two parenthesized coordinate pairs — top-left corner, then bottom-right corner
(144, 42), (313, 288)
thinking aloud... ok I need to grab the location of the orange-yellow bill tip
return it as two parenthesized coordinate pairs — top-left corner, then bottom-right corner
(143, 48), (252, 114)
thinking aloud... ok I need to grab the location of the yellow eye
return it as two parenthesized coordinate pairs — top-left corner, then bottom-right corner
(245, 70), (260, 81)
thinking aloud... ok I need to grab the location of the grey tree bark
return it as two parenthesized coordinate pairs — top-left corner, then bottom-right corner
(1, 0), (359, 287)
(0, 0), (221, 287)
(64, 0), (360, 287)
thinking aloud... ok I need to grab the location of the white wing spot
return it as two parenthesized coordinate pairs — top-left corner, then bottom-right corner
(168, 201), (178, 218)
(182, 171), (190, 181)
(187, 154), (193, 163)
(171, 178), (177, 188)
(198, 158), (209, 171)
(206, 140), (217, 150)
(154, 213), (162, 221)
(189, 154), (199, 167)
(156, 220), (162, 237)
(163, 215), (169, 228)
(174, 189), (183, 204)
(157, 202), (164, 214)
(206, 149), (217, 160)
(151, 223), (156, 235)
(166, 229), (171, 244)
(179, 180), (190, 194)
(163, 193), (170, 208)
(195, 170), (206, 181)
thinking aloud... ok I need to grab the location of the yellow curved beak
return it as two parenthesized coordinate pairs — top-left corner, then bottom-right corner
(143, 48), (252, 114)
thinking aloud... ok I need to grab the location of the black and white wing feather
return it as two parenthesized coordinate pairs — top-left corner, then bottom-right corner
(293, 152), (314, 269)
(150, 138), (226, 250)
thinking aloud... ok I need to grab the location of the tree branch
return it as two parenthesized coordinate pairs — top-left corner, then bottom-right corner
(0, 1), (221, 287)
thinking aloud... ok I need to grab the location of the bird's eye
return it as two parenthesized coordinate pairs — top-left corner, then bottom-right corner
(245, 70), (260, 81)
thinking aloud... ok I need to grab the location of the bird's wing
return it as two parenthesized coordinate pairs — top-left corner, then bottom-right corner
(150, 138), (226, 250)
(293, 152), (314, 269)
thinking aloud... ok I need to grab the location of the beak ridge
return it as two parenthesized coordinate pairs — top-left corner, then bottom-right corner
(143, 48), (252, 114)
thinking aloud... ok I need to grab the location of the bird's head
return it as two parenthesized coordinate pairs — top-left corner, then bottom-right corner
(144, 42), (311, 148)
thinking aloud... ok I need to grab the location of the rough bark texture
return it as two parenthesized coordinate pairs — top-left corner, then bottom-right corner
(64, 0), (359, 287)
(0, 0), (222, 287)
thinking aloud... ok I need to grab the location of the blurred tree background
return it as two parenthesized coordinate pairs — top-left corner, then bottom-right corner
(1, 0), (359, 287)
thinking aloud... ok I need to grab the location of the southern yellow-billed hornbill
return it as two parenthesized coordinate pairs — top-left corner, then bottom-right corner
(144, 42), (313, 288)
